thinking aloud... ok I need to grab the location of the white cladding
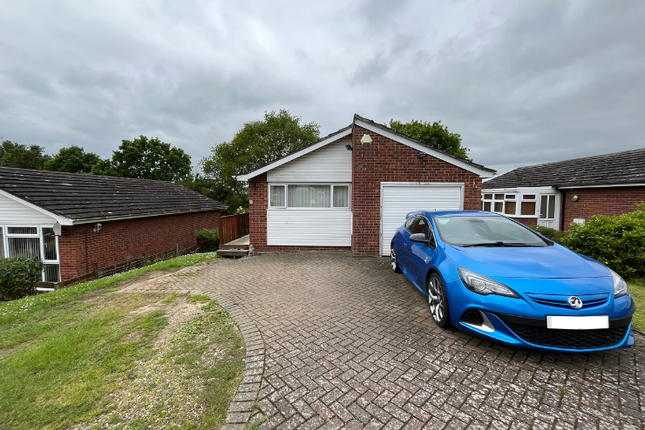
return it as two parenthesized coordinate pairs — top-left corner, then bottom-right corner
(267, 210), (351, 246)
(380, 183), (464, 256)
(267, 139), (352, 183)
(0, 193), (57, 225)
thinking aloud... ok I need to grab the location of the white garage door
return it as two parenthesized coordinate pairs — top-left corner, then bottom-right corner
(380, 183), (464, 255)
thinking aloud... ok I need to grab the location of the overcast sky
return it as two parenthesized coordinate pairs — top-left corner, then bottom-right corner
(1, 0), (643, 174)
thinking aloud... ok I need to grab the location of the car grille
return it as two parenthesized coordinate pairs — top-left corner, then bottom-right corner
(526, 293), (609, 309)
(505, 323), (628, 349)
(495, 313), (631, 350)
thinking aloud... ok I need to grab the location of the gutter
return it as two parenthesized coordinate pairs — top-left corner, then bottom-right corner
(556, 182), (645, 190)
(71, 207), (228, 225)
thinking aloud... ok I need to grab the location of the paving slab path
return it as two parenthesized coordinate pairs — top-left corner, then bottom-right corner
(121, 252), (645, 430)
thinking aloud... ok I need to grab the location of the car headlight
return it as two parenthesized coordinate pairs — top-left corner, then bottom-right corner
(458, 268), (519, 298)
(609, 268), (629, 298)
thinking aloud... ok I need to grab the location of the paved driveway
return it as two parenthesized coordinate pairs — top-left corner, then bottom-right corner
(122, 252), (645, 429)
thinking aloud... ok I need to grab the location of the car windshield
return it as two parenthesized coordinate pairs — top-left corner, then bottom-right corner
(433, 216), (549, 247)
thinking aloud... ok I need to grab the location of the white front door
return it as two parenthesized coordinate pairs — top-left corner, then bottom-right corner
(380, 183), (464, 256)
(537, 194), (559, 230)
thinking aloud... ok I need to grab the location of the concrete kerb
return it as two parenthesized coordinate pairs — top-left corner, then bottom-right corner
(216, 295), (266, 430)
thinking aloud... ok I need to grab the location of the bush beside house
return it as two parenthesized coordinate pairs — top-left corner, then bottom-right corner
(563, 203), (645, 278)
(195, 228), (220, 252)
(531, 203), (645, 279)
(0, 257), (44, 300)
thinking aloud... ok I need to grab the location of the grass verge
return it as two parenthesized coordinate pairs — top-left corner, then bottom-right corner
(0, 253), (245, 429)
(628, 278), (645, 332)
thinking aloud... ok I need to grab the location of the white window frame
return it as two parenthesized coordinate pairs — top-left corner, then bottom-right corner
(331, 185), (350, 208)
(269, 184), (287, 208)
(482, 188), (554, 218)
(1, 224), (61, 282)
(268, 183), (351, 210)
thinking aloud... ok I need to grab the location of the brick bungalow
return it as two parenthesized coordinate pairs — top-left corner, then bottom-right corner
(481, 148), (645, 230)
(0, 167), (226, 283)
(237, 114), (496, 256)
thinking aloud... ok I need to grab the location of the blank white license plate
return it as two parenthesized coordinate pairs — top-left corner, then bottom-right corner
(546, 315), (609, 330)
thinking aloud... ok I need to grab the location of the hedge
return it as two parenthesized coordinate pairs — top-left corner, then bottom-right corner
(562, 203), (645, 278)
(195, 228), (220, 252)
(0, 257), (44, 300)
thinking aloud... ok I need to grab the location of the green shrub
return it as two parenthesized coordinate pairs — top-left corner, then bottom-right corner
(195, 228), (219, 252)
(0, 257), (44, 300)
(562, 203), (645, 278)
(530, 226), (567, 245)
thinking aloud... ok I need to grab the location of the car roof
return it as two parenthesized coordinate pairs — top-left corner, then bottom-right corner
(413, 210), (502, 218)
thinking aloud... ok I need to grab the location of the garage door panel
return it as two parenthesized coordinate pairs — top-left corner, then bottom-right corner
(381, 184), (463, 255)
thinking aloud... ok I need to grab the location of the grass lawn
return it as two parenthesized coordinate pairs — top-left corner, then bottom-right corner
(0, 253), (245, 430)
(629, 278), (645, 333)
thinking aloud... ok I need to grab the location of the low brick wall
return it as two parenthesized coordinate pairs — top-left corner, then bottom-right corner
(58, 211), (220, 281)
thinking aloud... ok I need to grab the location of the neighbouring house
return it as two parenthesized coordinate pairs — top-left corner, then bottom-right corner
(482, 148), (645, 230)
(0, 167), (226, 283)
(237, 114), (496, 256)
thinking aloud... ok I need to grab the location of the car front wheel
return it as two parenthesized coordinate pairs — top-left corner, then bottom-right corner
(390, 244), (402, 273)
(427, 273), (451, 328)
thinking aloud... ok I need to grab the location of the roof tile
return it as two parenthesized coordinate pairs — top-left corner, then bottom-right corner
(0, 167), (226, 221)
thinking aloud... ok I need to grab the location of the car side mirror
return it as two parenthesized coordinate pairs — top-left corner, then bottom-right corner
(409, 233), (429, 244)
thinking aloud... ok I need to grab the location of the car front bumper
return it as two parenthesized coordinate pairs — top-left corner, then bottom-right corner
(444, 278), (636, 352)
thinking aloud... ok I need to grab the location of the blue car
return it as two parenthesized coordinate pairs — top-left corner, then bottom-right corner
(390, 210), (635, 352)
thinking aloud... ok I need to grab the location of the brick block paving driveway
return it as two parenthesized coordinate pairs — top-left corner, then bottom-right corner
(122, 252), (645, 429)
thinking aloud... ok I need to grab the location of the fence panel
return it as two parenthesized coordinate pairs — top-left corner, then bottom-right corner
(220, 213), (249, 244)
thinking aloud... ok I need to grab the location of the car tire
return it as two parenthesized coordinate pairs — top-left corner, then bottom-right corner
(390, 243), (402, 273)
(427, 273), (451, 328)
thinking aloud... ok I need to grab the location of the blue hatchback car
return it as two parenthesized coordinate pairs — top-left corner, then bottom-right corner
(390, 210), (635, 352)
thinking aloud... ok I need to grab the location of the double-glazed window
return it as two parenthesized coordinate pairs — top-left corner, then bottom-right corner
(482, 193), (541, 217)
(269, 184), (350, 208)
(0, 226), (60, 282)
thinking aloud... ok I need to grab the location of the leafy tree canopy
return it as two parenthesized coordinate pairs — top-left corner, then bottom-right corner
(0, 140), (50, 170)
(201, 110), (320, 205)
(44, 145), (101, 174)
(389, 119), (469, 159)
(179, 174), (245, 215)
(93, 136), (192, 181)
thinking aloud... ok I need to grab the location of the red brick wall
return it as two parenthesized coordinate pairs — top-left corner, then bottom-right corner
(562, 187), (645, 228)
(351, 125), (483, 255)
(248, 173), (268, 250)
(58, 211), (220, 281)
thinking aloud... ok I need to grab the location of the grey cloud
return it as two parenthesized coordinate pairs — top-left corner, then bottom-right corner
(0, 0), (643, 174)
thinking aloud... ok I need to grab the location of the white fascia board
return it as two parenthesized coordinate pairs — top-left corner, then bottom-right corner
(483, 186), (557, 193)
(236, 128), (353, 182)
(354, 119), (495, 178)
(557, 183), (645, 190)
(0, 189), (74, 226)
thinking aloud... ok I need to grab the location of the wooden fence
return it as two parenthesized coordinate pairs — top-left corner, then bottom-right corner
(220, 213), (249, 245)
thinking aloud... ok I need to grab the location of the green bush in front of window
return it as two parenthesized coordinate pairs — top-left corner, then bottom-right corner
(562, 203), (645, 278)
(0, 257), (44, 300)
(530, 226), (567, 245)
(195, 228), (220, 252)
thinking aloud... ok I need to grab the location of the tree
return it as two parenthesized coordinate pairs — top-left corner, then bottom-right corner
(92, 136), (191, 181)
(201, 110), (320, 206)
(0, 140), (50, 169)
(44, 145), (101, 174)
(388, 119), (469, 159)
(179, 174), (244, 215)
